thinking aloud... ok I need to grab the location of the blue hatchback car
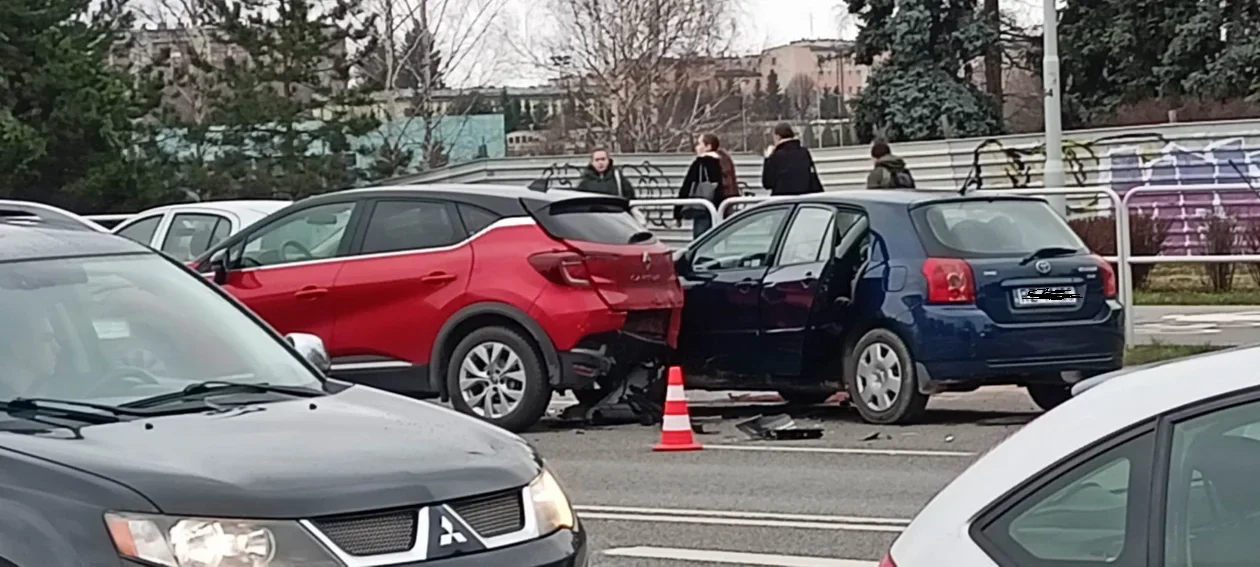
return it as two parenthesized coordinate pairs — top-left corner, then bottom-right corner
(672, 190), (1124, 424)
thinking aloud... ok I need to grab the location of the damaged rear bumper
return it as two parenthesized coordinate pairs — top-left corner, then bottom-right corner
(554, 309), (676, 391)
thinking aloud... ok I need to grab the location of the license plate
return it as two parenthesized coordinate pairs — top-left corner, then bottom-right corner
(1014, 286), (1081, 307)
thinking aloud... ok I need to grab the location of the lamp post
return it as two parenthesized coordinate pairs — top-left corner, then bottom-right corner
(1043, 0), (1068, 216)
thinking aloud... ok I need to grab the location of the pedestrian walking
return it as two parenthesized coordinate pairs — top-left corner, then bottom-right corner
(575, 148), (635, 199)
(760, 122), (824, 196)
(676, 133), (737, 238)
(865, 138), (916, 189)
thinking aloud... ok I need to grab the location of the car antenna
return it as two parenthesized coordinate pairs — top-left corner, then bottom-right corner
(1226, 160), (1260, 199)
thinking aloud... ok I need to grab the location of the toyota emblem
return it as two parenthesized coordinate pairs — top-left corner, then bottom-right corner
(1034, 260), (1052, 275)
(642, 251), (652, 268)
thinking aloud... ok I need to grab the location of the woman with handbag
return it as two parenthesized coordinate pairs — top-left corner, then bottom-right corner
(675, 133), (736, 238)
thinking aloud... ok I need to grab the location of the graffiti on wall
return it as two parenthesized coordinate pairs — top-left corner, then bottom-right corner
(961, 133), (1171, 192)
(1100, 136), (1260, 253)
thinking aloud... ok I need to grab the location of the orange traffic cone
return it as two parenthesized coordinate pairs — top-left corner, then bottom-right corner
(654, 366), (702, 452)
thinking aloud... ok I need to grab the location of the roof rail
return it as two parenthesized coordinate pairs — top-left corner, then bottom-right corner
(0, 201), (108, 233)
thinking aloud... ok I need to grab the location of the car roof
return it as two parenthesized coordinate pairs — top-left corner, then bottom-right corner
(762, 189), (1049, 207)
(0, 222), (150, 263)
(136, 200), (292, 217)
(335, 183), (602, 204)
(892, 344), (1260, 560)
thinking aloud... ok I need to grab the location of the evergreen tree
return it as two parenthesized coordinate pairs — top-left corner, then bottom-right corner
(531, 103), (551, 128)
(184, 0), (382, 198)
(763, 70), (785, 120)
(500, 88), (521, 132)
(845, 0), (1000, 142)
(0, 0), (169, 212)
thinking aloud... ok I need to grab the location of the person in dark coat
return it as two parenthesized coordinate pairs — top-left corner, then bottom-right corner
(760, 123), (824, 196)
(675, 133), (733, 238)
(866, 138), (915, 189)
(575, 148), (635, 198)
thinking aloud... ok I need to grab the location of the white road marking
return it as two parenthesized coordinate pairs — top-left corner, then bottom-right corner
(579, 512), (905, 532)
(704, 444), (974, 458)
(575, 505), (910, 525)
(602, 546), (879, 566)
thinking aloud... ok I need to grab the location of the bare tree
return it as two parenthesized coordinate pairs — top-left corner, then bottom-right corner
(785, 73), (817, 120)
(356, 0), (508, 175)
(534, 0), (742, 153)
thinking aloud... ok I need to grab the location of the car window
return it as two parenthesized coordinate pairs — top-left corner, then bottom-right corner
(209, 216), (232, 245)
(980, 432), (1154, 567)
(692, 208), (788, 271)
(910, 200), (1087, 258)
(0, 254), (319, 407)
(778, 207), (836, 265)
(458, 204), (500, 234)
(239, 202), (355, 268)
(161, 213), (229, 262)
(1163, 398), (1260, 567)
(361, 200), (462, 255)
(115, 215), (162, 245)
(537, 200), (654, 245)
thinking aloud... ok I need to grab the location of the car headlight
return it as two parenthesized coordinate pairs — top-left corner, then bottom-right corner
(529, 468), (575, 533)
(105, 512), (339, 567)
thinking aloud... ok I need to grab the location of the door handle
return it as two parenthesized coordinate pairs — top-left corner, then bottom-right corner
(420, 272), (458, 285)
(735, 279), (757, 293)
(294, 286), (328, 300)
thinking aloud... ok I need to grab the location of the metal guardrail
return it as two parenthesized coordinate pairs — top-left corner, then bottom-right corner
(1118, 183), (1260, 344)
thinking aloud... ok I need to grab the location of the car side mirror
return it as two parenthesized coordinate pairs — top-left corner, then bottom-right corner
(209, 249), (230, 285)
(285, 332), (331, 374)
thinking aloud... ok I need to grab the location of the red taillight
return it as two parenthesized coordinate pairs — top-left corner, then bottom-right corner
(528, 251), (591, 287)
(1093, 254), (1117, 299)
(922, 257), (975, 304)
(878, 553), (898, 567)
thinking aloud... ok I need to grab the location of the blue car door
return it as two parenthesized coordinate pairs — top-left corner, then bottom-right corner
(676, 205), (792, 378)
(759, 206), (868, 377)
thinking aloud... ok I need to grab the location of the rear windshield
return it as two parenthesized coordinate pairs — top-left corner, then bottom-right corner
(910, 199), (1087, 258)
(539, 201), (656, 245)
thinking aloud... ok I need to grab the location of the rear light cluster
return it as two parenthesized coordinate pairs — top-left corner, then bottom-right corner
(528, 251), (591, 287)
(878, 553), (898, 567)
(1092, 254), (1118, 299)
(922, 258), (975, 304)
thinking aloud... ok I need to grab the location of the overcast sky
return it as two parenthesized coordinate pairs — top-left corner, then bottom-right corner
(488, 0), (1044, 87)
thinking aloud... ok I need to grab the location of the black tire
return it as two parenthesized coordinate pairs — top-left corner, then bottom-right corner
(446, 326), (550, 433)
(777, 388), (835, 406)
(1026, 383), (1073, 412)
(843, 329), (928, 424)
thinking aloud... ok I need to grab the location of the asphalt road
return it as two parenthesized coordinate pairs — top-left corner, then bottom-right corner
(525, 387), (1039, 567)
(1134, 305), (1260, 345)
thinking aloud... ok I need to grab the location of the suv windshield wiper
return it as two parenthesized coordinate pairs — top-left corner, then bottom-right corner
(119, 381), (325, 410)
(0, 398), (145, 424)
(1019, 246), (1078, 266)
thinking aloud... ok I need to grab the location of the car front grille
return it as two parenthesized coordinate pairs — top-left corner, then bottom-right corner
(308, 489), (526, 556)
(309, 509), (417, 556)
(448, 488), (526, 538)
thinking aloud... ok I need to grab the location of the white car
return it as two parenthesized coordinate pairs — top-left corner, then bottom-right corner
(885, 345), (1259, 567)
(111, 200), (290, 261)
(0, 200), (109, 232)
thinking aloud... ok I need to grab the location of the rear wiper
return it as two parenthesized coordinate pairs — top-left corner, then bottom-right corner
(628, 231), (655, 244)
(1019, 247), (1078, 266)
(0, 398), (139, 424)
(119, 381), (325, 409)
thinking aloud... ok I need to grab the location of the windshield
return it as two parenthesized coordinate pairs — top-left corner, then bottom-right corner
(0, 254), (320, 406)
(910, 199), (1087, 258)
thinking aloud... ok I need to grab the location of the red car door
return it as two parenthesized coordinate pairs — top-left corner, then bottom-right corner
(219, 200), (360, 342)
(328, 199), (472, 392)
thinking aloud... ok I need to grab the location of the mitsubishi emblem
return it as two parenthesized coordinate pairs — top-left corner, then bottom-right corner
(1034, 260), (1052, 275)
(642, 251), (652, 268)
(438, 515), (467, 547)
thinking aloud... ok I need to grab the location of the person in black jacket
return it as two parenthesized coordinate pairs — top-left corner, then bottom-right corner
(760, 123), (824, 195)
(575, 149), (635, 198)
(675, 133), (729, 238)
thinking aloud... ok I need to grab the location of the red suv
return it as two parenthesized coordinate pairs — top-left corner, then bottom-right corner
(192, 184), (684, 431)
